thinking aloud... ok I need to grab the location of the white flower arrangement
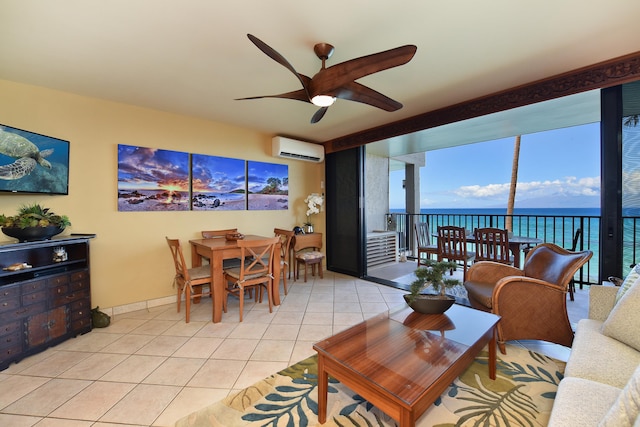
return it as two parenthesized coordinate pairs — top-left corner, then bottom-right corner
(303, 193), (324, 226)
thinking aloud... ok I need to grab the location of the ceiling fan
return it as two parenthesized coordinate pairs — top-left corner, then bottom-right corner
(236, 34), (417, 124)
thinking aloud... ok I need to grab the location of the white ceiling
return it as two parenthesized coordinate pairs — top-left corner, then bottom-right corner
(1, 0), (639, 147)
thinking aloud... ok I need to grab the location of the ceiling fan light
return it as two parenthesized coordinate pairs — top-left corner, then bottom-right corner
(311, 95), (336, 107)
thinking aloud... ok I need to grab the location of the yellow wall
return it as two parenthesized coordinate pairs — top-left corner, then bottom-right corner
(0, 79), (324, 309)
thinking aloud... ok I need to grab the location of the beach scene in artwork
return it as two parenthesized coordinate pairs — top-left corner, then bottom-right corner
(191, 154), (246, 211)
(247, 161), (288, 211)
(117, 145), (190, 211)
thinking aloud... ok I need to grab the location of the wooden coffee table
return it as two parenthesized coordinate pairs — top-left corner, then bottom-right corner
(313, 304), (500, 427)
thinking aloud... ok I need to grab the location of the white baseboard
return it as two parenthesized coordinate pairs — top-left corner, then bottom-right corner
(99, 295), (175, 318)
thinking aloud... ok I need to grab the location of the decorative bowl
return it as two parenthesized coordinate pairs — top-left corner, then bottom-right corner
(1, 226), (65, 242)
(403, 294), (455, 314)
(225, 232), (245, 241)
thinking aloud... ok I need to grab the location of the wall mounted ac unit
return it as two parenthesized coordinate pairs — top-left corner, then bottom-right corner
(272, 136), (325, 163)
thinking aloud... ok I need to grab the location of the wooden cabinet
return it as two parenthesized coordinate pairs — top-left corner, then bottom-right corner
(0, 235), (94, 371)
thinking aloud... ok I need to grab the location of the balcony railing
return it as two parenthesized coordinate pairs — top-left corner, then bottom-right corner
(385, 212), (640, 286)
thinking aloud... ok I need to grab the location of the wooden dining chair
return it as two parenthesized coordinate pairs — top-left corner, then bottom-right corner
(201, 228), (238, 238)
(166, 237), (212, 323)
(222, 236), (279, 321)
(293, 233), (325, 282)
(274, 228), (295, 294)
(437, 226), (475, 281)
(415, 221), (438, 265)
(474, 227), (513, 265)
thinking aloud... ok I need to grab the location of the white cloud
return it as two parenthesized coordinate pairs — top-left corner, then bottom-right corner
(452, 176), (600, 201)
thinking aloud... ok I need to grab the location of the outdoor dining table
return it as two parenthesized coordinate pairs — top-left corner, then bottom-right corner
(466, 234), (542, 268)
(189, 235), (281, 323)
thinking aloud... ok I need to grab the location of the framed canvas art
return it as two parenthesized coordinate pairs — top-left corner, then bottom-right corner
(191, 154), (246, 211)
(117, 144), (190, 211)
(247, 161), (288, 211)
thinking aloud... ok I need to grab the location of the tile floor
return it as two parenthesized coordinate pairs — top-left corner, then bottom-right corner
(0, 269), (587, 427)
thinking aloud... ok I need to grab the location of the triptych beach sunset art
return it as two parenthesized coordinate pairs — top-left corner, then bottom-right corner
(117, 144), (287, 212)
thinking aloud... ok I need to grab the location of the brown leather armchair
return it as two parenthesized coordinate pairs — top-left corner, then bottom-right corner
(463, 243), (592, 354)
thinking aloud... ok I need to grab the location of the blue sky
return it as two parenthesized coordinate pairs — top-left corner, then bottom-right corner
(389, 122), (601, 209)
(192, 154), (245, 194)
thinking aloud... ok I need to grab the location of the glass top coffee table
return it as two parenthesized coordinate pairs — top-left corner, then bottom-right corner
(313, 304), (500, 427)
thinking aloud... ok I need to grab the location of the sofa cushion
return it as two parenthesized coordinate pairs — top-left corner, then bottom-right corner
(616, 265), (640, 304)
(565, 319), (640, 388)
(547, 377), (621, 427)
(599, 364), (640, 427)
(602, 278), (640, 352)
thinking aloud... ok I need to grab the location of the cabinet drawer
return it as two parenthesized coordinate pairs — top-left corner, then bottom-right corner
(71, 317), (91, 333)
(0, 331), (22, 349)
(54, 289), (88, 307)
(0, 286), (20, 299)
(70, 279), (88, 292)
(47, 275), (69, 287)
(70, 298), (90, 320)
(0, 320), (20, 337)
(0, 342), (22, 365)
(0, 297), (20, 314)
(21, 280), (46, 295)
(22, 290), (46, 306)
(0, 302), (46, 322)
(50, 284), (70, 302)
(70, 270), (89, 282)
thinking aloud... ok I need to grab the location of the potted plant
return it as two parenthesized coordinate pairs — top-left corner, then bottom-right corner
(0, 203), (71, 242)
(404, 259), (460, 314)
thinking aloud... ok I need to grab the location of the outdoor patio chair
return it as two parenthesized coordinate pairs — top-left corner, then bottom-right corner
(437, 225), (475, 281)
(415, 222), (438, 265)
(473, 227), (513, 265)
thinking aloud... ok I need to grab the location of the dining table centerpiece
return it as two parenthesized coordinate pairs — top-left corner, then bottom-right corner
(0, 203), (71, 242)
(303, 193), (323, 234)
(404, 259), (460, 314)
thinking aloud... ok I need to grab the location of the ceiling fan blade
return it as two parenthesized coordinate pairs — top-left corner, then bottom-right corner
(331, 81), (403, 111)
(310, 107), (329, 124)
(311, 45), (417, 95)
(235, 89), (310, 103)
(246, 34), (311, 99)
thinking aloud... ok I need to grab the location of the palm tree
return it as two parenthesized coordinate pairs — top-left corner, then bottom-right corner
(506, 135), (521, 232)
(624, 114), (639, 127)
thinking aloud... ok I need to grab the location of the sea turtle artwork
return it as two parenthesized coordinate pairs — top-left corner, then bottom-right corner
(0, 128), (54, 180)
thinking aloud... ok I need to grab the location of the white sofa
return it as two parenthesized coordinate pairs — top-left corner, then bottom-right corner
(547, 279), (640, 426)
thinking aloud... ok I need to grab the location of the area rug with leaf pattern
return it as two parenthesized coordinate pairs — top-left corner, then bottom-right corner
(175, 344), (565, 427)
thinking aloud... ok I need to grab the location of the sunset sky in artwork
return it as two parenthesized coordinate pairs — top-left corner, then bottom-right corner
(117, 145), (189, 191)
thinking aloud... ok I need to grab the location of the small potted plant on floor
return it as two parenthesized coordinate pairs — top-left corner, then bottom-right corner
(404, 259), (460, 314)
(0, 203), (71, 242)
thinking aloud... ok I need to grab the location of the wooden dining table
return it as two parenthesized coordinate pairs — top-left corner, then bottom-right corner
(189, 235), (281, 323)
